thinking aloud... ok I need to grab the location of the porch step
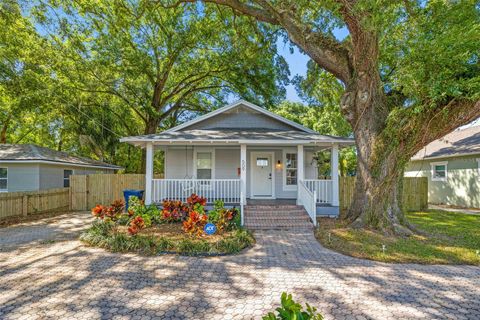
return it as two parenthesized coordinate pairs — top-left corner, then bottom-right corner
(244, 205), (314, 231)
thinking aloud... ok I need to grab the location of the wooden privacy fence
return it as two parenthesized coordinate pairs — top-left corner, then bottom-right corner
(0, 175), (428, 218)
(70, 174), (162, 210)
(339, 176), (428, 211)
(0, 188), (69, 219)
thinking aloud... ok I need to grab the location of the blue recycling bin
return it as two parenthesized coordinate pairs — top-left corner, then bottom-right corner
(123, 189), (144, 211)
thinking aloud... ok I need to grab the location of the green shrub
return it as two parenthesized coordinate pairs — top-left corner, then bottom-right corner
(81, 217), (254, 256)
(129, 196), (160, 226)
(177, 238), (211, 254)
(263, 292), (323, 320)
(207, 200), (224, 223)
(157, 237), (175, 252)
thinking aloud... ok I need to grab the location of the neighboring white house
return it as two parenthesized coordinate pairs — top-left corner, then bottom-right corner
(0, 144), (121, 192)
(405, 125), (480, 208)
(121, 100), (354, 225)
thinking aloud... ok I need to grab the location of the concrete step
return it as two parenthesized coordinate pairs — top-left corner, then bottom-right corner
(244, 225), (313, 231)
(244, 209), (307, 214)
(245, 205), (303, 210)
(244, 216), (311, 222)
(244, 204), (314, 231)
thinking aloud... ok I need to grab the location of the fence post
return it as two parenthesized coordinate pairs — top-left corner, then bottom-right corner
(85, 174), (89, 210)
(22, 195), (28, 216)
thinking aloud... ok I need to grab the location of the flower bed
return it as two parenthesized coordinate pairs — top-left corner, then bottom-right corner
(80, 194), (254, 255)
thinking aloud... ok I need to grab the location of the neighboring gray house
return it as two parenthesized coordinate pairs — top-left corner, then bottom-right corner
(0, 144), (121, 192)
(121, 100), (354, 226)
(405, 125), (480, 208)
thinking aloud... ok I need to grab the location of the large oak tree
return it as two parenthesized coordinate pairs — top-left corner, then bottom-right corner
(33, 0), (288, 171)
(165, 0), (480, 233)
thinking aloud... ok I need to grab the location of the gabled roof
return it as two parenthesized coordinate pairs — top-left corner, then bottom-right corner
(411, 125), (480, 160)
(120, 100), (355, 147)
(164, 100), (317, 134)
(0, 144), (122, 169)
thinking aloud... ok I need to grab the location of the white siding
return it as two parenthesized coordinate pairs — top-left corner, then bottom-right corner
(1, 164), (40, 192)
(39, 164), (65, 189)
(39, 164), (109, 189)
(165, 148), (194, 179)
(304, 150), (317, 179)
(215, 149), (240, 179)
(164, 146), (320, 199)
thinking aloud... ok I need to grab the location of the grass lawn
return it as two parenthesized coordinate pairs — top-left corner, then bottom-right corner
(316, 210), (480, 265)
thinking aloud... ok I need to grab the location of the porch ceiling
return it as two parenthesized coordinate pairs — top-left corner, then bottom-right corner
(120, 128), (355, 147)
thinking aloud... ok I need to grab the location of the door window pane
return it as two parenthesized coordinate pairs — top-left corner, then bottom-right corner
(256, 158), (268, 167)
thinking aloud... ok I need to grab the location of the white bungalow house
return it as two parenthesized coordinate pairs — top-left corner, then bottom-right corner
(120, 100), (354, 227)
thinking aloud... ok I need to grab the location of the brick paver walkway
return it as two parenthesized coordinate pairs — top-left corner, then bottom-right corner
(0, 212), (479, 319)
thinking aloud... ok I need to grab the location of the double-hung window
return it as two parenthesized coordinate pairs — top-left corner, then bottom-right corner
(284, 152), (298, 190)
(64, 170), (73, 187)
(0, 168), (7, 192)
(431, 162), (447, 181)
(196, 152), (212, 179)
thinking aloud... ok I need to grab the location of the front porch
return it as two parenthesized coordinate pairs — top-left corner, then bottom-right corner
(120, 101), (354, 227)
(143, 143), (341, 226)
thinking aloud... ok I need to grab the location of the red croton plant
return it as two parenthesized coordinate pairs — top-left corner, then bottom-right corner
(161, 200), (188, 222)
(128, 216), (145, 235)
(91, 200), (125, 220)
(187, 194), (207, 206)
(182, 210), (208, 237)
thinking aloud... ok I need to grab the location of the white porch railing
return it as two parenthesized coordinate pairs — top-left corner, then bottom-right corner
(304, 179), (333, 204)
(298, 180), (317, 226)
(152, 179), (241, 204)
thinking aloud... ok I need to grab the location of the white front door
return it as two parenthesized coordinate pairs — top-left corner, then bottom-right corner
(250, 152), (274, 198)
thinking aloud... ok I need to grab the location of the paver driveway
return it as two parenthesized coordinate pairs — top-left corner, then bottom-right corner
(0, 212), (479, 320)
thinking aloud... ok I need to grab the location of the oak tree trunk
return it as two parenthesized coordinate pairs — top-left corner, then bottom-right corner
(344, 128), (410, 234)
(337, 33), (414, 234)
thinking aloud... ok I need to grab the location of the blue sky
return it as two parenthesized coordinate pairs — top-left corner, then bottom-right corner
(277, 28), (349, 102)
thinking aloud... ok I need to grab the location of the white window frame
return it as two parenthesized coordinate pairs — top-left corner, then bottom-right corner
(192, 147), (215, 180)
(430, 161), (448, 181)
(63, 169), (74, 188)
(0, 167), (7, 192)
(283, 149), (298, 191)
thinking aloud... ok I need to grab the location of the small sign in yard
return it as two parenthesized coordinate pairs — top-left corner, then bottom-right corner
(204, 223), (217, 235)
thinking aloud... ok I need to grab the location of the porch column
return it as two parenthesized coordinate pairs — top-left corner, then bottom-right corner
(240, 144), (247, 204)
(145, 142), (153, 205)
(297, 144), (304, 205)
(331, 144), (339, 206)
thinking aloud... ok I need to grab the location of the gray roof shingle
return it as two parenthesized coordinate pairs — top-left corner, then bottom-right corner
(0, 144), (121, 169)
(121, 128), (355, 144)
(412, 125), (480, 160)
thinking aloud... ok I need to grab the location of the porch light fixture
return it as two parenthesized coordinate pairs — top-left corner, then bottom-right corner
(276, 160), (282, 169)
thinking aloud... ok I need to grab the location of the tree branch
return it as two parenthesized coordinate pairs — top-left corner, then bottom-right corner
(161, 0), (352, 83)
(404, 99), (480, 157)
(164, 0), (278, 24)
